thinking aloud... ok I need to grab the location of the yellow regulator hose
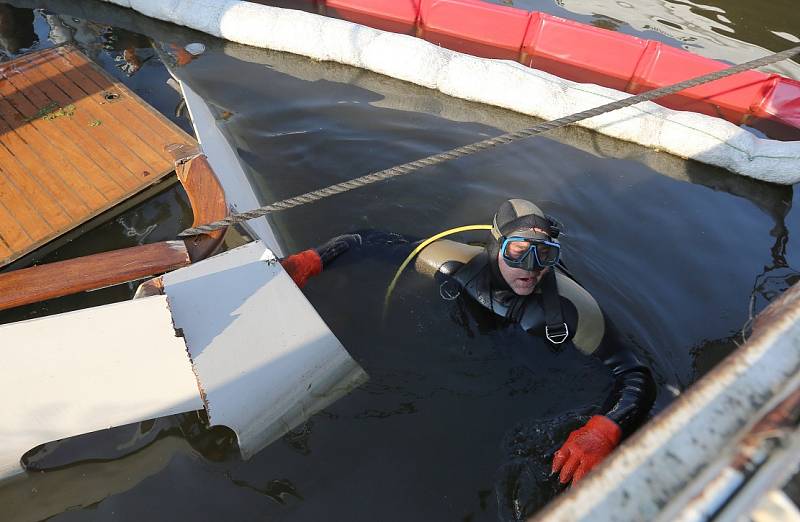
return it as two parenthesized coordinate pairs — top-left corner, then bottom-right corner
(383, 224), (492, 317)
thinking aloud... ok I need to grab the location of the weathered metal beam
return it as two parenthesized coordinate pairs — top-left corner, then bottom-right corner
(661, 381), (800, 522)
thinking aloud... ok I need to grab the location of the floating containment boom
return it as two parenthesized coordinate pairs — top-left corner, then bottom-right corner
(97, 0), (800, 184)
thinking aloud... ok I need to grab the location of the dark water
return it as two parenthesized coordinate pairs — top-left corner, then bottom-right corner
(0, 1), (798, 521)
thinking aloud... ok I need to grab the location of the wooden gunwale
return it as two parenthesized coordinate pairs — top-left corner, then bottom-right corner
(0, 241), (192, 311)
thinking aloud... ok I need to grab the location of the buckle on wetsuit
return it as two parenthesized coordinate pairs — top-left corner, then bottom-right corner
(545, 323), (569, 344)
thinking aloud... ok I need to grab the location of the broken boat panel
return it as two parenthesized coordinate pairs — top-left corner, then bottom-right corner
(175, 77), (282, 254)
(162, 240), (368, 459)
(0, 295), (202, 481)
(0, 240), (368, 480)
(0, 34), (366, 481)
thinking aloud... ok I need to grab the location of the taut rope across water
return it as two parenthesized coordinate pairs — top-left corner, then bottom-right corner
(178, 45), (800, 238)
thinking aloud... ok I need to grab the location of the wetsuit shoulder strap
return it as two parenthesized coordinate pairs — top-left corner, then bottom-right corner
(553, 270), (605, 354)
(541, 269), (569, 345)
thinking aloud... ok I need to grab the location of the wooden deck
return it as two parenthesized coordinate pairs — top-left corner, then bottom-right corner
(0, 45), (196, 267)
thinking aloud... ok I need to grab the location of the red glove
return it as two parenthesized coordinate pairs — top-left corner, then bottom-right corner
(280, 249), (322, 288)
(279, 234), (360, 288)
(551, 415), (621, 485)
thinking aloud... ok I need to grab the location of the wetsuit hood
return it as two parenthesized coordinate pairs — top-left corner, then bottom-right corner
(491, 199), (560, 241)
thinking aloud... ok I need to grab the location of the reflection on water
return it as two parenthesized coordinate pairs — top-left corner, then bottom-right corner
(0, 1), (798, 521)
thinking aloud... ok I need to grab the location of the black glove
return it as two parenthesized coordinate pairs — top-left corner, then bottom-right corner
(313, 233), (362, 267)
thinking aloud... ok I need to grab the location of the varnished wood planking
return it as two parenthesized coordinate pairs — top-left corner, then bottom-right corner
(11, 58), (145, 191)
(63, 49), (191, 151)
(4, 62), (136, 193)
(0, 158), (53, 242)
(0, 45), (197, 267)
(0, 71), (102, 212)
(52, 51), (173, 169)
(0, 198), (27, 254)
(0, 102), (86, 222)
(0, 70), (115, 209)
(28, 53), (166, 180)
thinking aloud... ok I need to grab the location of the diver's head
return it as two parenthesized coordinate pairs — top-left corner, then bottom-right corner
(490, 199), (561, 296)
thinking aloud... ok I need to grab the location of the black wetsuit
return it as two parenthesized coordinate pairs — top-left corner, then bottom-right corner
(415, 239), (655, 436)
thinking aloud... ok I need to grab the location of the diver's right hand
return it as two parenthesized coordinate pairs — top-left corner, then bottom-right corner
(551, 415), (621, 485)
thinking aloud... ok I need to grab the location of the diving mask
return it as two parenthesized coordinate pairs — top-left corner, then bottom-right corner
(500, 233), (560, 271)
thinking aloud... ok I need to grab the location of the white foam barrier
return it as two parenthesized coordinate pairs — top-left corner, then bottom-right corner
(99, 0), (800, 184)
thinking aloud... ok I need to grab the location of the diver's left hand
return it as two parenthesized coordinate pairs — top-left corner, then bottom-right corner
(551, 415), (621, 485)
(279, 233), (362, 288)
(314, 233), (362, 267)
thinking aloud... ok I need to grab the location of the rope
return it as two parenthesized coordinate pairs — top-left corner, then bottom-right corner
(178, 45), (800, 238)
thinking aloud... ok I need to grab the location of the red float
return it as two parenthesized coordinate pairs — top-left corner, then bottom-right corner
(521, 12), (648, 93)
(326, 0), (419, 34)
(320, 0), (800, 139)
(418, 0), (530, 60)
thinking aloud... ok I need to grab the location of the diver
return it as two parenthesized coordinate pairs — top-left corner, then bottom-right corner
(279, 198), (655, 486)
